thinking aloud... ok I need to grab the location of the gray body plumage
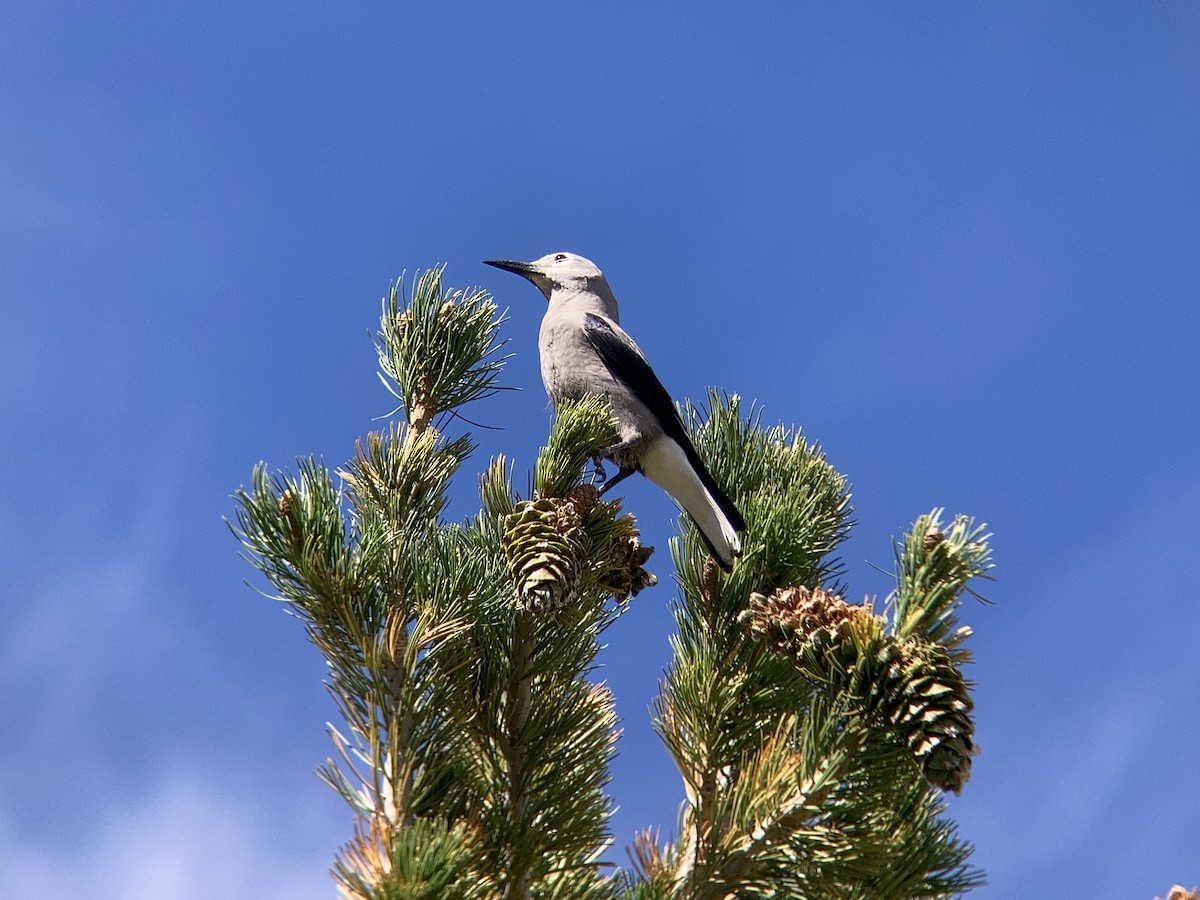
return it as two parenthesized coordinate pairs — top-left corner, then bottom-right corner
(537, 292), (654, 464)
(484, 252), (746, 569)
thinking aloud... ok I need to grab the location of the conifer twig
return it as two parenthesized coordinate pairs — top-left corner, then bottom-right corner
(502, 614), (536, 900)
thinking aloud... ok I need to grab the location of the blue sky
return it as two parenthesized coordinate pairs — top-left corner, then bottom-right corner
(2, 3), (1197, 897)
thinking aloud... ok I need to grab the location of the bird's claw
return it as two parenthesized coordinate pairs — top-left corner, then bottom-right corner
(589, 455), (608, 484)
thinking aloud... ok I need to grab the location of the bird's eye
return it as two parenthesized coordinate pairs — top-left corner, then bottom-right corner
(554, 253), (567, 262)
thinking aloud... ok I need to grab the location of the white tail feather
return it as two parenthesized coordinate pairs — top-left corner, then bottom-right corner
(639, 437), (741, 568)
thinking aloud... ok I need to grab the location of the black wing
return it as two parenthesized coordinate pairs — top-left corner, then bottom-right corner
(581, 313), (746, 533)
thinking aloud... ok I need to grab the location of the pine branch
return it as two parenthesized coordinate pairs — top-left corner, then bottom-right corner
(653, 394), (855, 894)
(501, 613), (536, 900)
(375, 266), (511, 431)
(458, 406), (655, 897)
(645, 395), (984, 897)
(695, 718), (840, 896)
(890, 509), (993, 657)
(231, 267), (517, 897)
(334, 817), (492, 900)
(533, 395), (618, 499)
(740, 585), (977, 793)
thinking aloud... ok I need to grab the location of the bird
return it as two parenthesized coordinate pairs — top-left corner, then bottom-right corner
(483, 251), (746, 570)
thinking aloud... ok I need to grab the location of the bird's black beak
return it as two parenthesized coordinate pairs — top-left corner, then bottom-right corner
(483, 259), (537, 279)
(484, 258), (553, 301)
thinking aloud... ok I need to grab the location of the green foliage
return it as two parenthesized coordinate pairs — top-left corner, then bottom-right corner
(533, 394), (619, 499)
(232, 267), (994, 899)
(654, 394), (986, 897)
(334, 819), (491, 900)
(376, 266), (511, 427)
(890, 509), (994, 658)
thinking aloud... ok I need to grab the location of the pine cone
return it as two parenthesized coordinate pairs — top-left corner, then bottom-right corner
(922, 525), (945, 553)
(871, 638), (976, 793)
(700, 557), (721, 603)
(501, 497), (587, 614)
(563, 483), (602, 522)
(741, 586), (976, 792)
(739, 585), (870, 667)
(279, 487), (303, 545)
(391, 309), (412, 339)
(598, 528), (657, 603)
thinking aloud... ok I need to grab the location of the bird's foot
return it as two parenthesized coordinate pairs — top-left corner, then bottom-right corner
(599, 466), (636, 496)
(600, 438), (638, 459)
(588, 455), (608, 484)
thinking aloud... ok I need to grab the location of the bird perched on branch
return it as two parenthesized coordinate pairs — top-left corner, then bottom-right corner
(484, 252), (745, 570)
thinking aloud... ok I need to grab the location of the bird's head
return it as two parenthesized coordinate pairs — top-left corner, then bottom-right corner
(483, 252), (604, 300)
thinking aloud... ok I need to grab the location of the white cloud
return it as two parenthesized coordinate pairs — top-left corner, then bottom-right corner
(0, 408), (339, 897)
(0, 767), (341, 900)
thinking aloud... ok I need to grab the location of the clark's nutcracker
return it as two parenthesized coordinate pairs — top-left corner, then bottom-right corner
(484, 252), (746, 570)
